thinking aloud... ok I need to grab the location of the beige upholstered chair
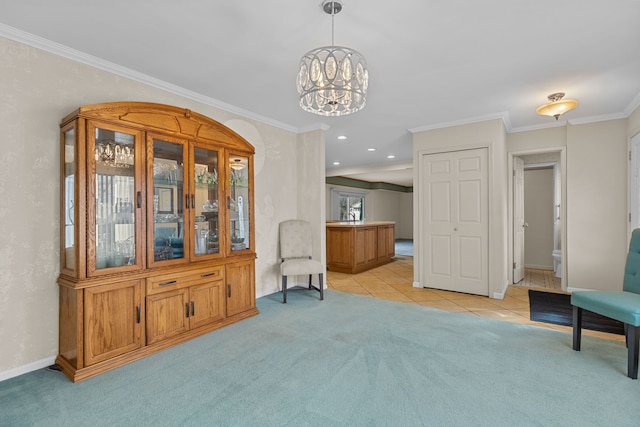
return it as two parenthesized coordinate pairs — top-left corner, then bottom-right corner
(279, 220), (325, 303)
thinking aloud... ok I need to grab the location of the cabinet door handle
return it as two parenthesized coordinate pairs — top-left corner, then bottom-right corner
(227, 284), (231, 298)
(159, 280), (177, 286)
(201, 272), (217, 278)
(185, 194), (190, 209)
(136, 305), (141, 324)
(185, 302), (190, 318)
(227, 196), (231, 209)
(191, 194), (195, 209)
(137, 191), (142, 209)
(191, 301), (195, 316)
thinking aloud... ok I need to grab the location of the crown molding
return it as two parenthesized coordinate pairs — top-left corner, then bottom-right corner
(625, 91), (640, 117)
(297, 122), (331, 133)
(567, 111), (629, 126)
(408, 111), (512, 134)
(0, 23), (300, 134)
(509, 119), (571, 133)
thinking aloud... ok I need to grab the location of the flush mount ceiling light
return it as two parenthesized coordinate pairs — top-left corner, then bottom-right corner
(536, 92), (578, 120)
(296, 0), (369, 116)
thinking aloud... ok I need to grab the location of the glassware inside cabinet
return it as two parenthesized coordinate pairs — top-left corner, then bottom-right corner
(229, 155), (249, 252)
(193, 147), (220, 256)
(152, 139), (185, 261)
(94, 127), (137, 269)
(63, 127), (75, 271)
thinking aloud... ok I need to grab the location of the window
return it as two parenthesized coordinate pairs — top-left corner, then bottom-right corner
(330, 188), (367, 221)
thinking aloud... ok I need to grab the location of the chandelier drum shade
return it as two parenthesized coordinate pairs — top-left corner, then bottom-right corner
(297, 1), (369, 116)
(536, 92), (578, 120)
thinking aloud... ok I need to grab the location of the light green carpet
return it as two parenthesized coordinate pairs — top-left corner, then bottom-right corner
(1, 290), (639, 426)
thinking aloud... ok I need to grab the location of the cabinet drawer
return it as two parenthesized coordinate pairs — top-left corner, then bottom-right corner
(147, 266), (224, 294)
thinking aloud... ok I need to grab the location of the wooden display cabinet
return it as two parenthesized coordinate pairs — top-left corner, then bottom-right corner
(57, 102), (257, 382)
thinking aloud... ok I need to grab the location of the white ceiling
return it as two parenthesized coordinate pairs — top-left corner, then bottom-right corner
(2, 0), (640, 186)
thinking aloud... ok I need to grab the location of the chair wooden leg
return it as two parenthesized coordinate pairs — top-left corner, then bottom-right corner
(572, 306), (582, 351)
(319, 273), (324, 301)
(282, 275), (287, 304)
(624, 324), (629, 348)
(627, 325), (639, 379)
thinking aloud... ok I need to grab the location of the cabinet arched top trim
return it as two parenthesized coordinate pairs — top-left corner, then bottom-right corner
(62, 102), (255, 153)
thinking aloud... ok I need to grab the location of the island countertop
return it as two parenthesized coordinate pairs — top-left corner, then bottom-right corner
(326, 221), (395, 228)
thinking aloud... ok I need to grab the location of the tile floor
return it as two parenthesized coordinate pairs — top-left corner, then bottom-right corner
(517, 267), (562, 290)
(326, 256), (624, 343)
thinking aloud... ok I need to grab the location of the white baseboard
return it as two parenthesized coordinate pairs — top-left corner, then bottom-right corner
(0, 356), (56, 382)
(412, 281), (421, 288)
(492, 280), (510, 300)
(566, 286), (599, 293)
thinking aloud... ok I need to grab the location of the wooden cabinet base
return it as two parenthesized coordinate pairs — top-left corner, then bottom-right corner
(56, 307), (258, 383)
(327, 258), (394, 274)
(326, 222), (395, 274)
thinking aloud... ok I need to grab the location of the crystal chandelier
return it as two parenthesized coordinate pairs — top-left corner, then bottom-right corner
(297, 0), (369, 116)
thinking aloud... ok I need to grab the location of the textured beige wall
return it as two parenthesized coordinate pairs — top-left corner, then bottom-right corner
(566, 120), (628, 291)
(507, 126), (567, 151)
(297, 130), (326, 280)
(0, 36), (320, 375)
(629, 106), (640, 139)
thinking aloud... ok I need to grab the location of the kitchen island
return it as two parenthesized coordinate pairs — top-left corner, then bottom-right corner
(326, 221), (395, 274)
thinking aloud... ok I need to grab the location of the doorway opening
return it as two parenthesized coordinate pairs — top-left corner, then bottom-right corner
(509, 149), (566, 291)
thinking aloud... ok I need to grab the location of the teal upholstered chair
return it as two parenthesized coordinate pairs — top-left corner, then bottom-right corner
(571, 228), (640, 379)
(279, 220), (324, 304)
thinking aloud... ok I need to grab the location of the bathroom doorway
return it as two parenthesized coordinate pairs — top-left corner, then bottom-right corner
(509, 149), (566, 291)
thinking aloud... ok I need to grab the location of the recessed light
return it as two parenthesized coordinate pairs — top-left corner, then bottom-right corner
(387, 155), (395, 159)
(333, 161), (340, 166)
(337, 135), (347, 140)
(367, 148), (376, 152)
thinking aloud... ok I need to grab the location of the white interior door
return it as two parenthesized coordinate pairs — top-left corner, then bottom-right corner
(513, 157), (525, 283)
(422, 148), (488, 296)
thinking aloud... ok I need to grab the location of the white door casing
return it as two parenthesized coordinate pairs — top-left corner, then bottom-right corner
(630, 133), (640, 232)
(513, 157), (525, 283)
(422, 148), (489, 296)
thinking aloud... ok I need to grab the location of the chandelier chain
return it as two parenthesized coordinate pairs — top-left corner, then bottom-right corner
(331, 1), (335, 46)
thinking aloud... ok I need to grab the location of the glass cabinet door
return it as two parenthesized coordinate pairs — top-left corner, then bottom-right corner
(150, 137), (186, 265)
(193, 146), (221, 258)
(89, 123), (143, 275)
(228, 154), (250, 252)
(61, 124), (76, 274)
